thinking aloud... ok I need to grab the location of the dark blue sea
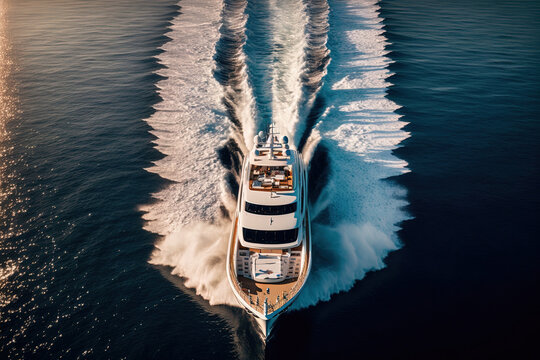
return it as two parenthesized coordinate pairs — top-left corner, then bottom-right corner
(1, 0), (539, 359)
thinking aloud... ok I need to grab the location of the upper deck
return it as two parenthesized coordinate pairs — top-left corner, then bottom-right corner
(248, 164), (293, 191)
(245, 129), (298, 195)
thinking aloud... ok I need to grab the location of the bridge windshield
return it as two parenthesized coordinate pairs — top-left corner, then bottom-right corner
(242, 228), (299, 244)
(245, 202), (297, 215)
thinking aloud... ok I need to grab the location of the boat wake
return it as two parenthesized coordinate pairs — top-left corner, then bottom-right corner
(142, 0), (409, 316)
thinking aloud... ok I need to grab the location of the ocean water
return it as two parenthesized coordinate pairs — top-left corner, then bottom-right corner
(1, 0), (539, 359)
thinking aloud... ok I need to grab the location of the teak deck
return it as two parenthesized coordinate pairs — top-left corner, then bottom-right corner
(248, 179), (293, 192)
(238, 276), (297, 305)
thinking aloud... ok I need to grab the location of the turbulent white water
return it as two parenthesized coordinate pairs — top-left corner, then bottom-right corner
(143, 0), (409, 312)
(141, 0), (238, 305)
(267, 0), (308, 142)
(293, 0), (410, 308)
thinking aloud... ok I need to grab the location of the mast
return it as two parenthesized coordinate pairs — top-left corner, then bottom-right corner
(269, 121), (274, 159)
(268, 121), (280, 159)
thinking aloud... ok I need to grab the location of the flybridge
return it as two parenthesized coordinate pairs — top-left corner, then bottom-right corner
(249, 125), (296, 192)
(248, 164), (294, 191)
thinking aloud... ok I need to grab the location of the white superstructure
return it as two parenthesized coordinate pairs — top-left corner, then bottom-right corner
(227, 125), (311, 338)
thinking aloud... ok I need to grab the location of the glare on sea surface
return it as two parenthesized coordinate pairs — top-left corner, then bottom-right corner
(0, 0), (22, 236)
(0, 0), (22, 309)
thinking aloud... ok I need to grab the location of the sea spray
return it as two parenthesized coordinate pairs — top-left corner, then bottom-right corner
(141, 0), (238, 307)
(293, 223), (397, 308)
(148, 221), (237, 305)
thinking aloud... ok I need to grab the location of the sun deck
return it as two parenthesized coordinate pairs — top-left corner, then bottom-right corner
(249, 165), (293, 191)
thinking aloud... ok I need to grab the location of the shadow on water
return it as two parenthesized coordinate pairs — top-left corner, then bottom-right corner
(217, 138), (244, 204)
(155, 266), (265, 360)
(297, 94), (326, 153)
(307, 143), (331, 208)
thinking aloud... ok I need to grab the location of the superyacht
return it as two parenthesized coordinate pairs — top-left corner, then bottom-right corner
(226, 124), (311, 338)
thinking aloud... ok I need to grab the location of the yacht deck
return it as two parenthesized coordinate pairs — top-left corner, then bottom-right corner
(238, 276), (297, 306)
(249, 165), (293, 191)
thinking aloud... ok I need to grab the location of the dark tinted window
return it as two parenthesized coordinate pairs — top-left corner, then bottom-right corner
(242, 228), (299, 244)
(245, 202), (297, 215)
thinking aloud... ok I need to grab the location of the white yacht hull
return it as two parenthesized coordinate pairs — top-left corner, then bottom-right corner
(226, 130), (311, 340)
(255, 316), (277, 338)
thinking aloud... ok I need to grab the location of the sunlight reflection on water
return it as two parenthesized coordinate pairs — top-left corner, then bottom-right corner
(0, 0), (23, 312)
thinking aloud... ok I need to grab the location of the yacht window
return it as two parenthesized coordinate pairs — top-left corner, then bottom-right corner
(245, 202), (297, 215)
(242, 228), (299, 244)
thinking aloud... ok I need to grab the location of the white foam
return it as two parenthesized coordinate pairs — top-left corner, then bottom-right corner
(142, 0), (228, 224)
(268, 0), (308, 144)
(302, 123), (323, 165)
(294, 223), (397, 308)
(217, 0), (257, 150)
(148, 221), (237, 305)
(293, 0), (410, 308)
(141, 0), (238, 305)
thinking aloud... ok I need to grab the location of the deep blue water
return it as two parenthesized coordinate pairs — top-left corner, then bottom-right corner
(1, 0), (539, 359)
